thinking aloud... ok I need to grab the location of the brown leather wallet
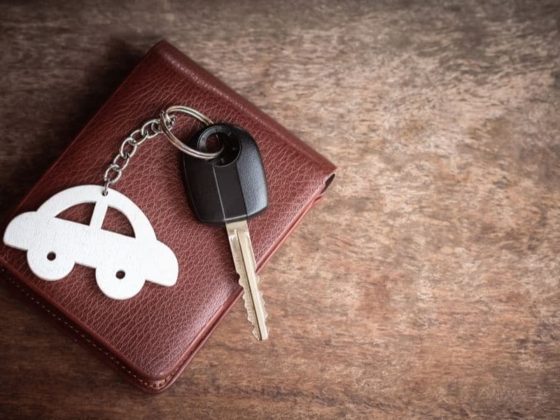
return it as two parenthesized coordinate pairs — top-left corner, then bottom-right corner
(0, 40), (335, 392)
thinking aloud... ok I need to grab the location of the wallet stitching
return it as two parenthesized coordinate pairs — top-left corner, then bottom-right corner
(0, 268), (175, 390)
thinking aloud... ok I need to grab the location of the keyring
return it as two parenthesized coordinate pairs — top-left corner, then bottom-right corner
(160, 105), (223, 160)
(102, 105), (223, 195)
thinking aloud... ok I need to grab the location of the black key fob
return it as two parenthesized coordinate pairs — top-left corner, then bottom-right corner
(182, 123), (268, 224)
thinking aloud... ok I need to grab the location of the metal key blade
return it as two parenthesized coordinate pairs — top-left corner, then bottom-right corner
(226, 220), (269, 341)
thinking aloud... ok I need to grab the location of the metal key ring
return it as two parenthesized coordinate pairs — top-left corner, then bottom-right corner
(160, 105), (223, 160)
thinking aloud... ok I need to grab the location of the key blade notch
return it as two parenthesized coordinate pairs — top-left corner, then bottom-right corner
(226, 220), (269, 341)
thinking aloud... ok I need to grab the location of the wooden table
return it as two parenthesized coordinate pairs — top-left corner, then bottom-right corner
(1, 1), (559, 418)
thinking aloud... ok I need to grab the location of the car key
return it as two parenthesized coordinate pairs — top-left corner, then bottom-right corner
(182, 123), (269, 341)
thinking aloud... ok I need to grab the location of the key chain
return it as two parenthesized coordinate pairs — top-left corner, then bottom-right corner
(3, 105), (218, 300)
(3, 105), (271, 340)
(102, 105), (220, 196)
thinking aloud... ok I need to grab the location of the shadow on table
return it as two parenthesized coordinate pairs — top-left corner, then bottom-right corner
(0, 37), (156, 219)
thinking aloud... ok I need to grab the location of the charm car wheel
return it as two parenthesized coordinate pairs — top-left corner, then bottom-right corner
(26, 247), (75, 281)
(95, 265), (145, 300)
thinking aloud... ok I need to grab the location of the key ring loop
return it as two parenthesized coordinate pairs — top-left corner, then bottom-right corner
(160, 105), (223, 160)
(102, 105), (221, 196)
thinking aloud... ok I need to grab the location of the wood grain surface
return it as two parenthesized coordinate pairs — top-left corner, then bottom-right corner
(1, 0), (560, 418)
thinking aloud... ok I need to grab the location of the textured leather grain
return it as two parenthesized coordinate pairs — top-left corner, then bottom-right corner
(0, 41), (336, 393)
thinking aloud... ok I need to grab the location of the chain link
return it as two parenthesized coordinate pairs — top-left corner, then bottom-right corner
(102, 117), (171, 196)
(101, 107), (215, 196)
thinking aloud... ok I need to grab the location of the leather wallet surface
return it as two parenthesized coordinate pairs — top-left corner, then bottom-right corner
(0, 41), (336, 392)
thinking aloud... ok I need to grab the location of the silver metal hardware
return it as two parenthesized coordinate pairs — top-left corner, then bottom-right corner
(160, 106), (223, 160)
(102, 105), (218, 195)
(226, 220), (269, 340)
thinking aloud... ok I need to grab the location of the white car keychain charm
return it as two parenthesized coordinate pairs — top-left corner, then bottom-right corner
(3, 185), (178, 300)
(2, 106), (217, 300)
